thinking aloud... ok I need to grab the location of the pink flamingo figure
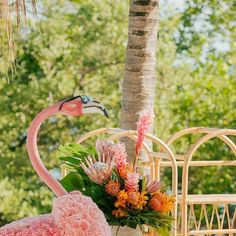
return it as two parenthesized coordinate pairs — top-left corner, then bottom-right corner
(0, 95), (111, 236)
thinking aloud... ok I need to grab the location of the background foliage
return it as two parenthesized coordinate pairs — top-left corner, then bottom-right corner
(0, 0), (235, 225)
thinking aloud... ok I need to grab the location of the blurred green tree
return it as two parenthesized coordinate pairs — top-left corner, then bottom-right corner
(0, 0), (127, 225)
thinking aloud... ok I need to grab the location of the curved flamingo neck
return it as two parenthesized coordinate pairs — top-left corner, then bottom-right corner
(26, 103), (68, 197)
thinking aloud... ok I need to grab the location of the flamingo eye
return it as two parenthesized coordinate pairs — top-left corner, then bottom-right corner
(80, 95), (93, 104)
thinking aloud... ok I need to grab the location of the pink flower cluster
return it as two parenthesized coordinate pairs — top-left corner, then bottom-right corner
(96, 139), (114, 158)
(136, 110), (155, 156)
(0, 191), (111, 236)
(125, 172), (140, 192)
(96, 139), (127, 172)
(110, 143), (127, 171)
(145, 174), (161, 193)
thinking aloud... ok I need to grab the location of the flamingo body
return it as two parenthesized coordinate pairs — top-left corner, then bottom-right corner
(0, 215), (58, 236)
(0, 191), (111, 236)
(0, 96), (111, 235)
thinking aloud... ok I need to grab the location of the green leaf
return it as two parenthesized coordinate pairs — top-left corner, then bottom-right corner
(157, 227), (170, 236)
(59, 156), (83, 166)
(60, 172), (85, 192)
(58, 143), (98, 169)
(60, 144), (88, 153)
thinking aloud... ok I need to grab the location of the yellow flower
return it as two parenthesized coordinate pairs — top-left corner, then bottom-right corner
(127, 191), (139, 206)
(149, 192), (175, 213)
(128, 191), (148, 210)
(134, 192), (148, 210)
(112, 208), (128, 218)
(114, 190), (128, 208)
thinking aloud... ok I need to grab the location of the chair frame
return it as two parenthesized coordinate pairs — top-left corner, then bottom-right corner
(166, 127), (236, 235)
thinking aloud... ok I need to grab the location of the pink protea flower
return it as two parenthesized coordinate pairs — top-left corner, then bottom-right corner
(81, 154), (114, 185)
(136, 110), (155, 156)
(96, 139), (127, 172)
(145, 174), (161, 193)
(125, 172), (140, 192)
(96, 139), (114, 157)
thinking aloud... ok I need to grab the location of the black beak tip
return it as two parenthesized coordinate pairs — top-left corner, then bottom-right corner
(104, 109), (109, 118)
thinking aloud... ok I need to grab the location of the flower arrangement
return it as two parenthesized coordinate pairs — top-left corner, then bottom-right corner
(59, 111), (175, 234)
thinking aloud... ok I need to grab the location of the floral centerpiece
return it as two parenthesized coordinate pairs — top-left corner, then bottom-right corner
(59, 111), (175, 235)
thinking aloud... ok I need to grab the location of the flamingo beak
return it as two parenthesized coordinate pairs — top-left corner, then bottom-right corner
(83, 101), (109, 118)
(102, 107), (109, 118)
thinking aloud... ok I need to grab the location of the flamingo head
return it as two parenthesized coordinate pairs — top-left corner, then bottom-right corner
(59, 95), (109, 118)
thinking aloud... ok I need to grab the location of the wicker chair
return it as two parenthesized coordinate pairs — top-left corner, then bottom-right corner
(165, 127), (236, 235)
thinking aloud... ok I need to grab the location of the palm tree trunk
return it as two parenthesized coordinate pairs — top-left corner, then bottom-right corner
(121, 0), (159, 161)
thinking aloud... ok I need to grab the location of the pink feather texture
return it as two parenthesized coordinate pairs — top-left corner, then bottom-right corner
(0, 191), (111, 236)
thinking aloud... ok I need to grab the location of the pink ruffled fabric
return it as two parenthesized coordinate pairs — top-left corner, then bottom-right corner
(0, 191), (111, 236)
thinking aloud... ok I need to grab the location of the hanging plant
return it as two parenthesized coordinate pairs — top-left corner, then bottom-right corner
(0, 0), (36, 57)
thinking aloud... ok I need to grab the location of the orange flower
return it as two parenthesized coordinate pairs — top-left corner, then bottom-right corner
(128, 191), (148, 210)
(118, 164), (133, 179)
(118, 166), (127, 179)
(149, 192), (175, 213)
(127, 191), (139, 206)
(112, 208), (128, 218)
(134, 192), (148, 210)
(115, 190), (128, 208)
(105, 180), (120, 196)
